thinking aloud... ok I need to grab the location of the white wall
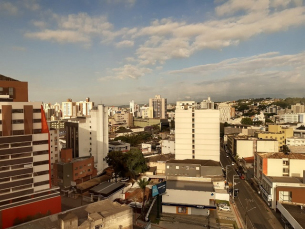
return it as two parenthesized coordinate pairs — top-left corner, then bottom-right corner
(257, 140), (278, 153)
(161, 140), (175, 154)
(289, 159), (305, 177)
(236, 140), (254, 158)
(267, 159), (283, 176)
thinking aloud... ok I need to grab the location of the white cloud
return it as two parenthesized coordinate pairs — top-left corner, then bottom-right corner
(104, 65), (152, 80)
(23, 0), (40, 11)
(0, 1), (18, 15)
(116, 40), (134, 48)
(25, 30), (91, 44)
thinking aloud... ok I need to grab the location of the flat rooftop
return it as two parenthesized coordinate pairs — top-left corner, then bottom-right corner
(167, 180), (214, 192)
(167, 159), (220, 167)
(282, 203), (305, 228)
(145, 153), (175, 162)
(257, 152), (305, 159)
(266, 176), (303, 184)
(90, 182), (125, 196)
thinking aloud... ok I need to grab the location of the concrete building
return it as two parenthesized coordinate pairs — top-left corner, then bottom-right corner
(76, 98), (94, 117)
(140, 106), (153, 119)
(291, 103), (305, 113)
(149, 95), (167, 119)
(109, 141), (130, 153)
(0, 74), (28, 102)
(162, 180), (217, 216)
(65, 105), (109, 173)
(200, 97), (214, 109)
(53, 149), (97, 189)
(161, 139), (175, 154)
(260, 175), (305, 209)
(217, 103), (231, 123)
(277, 202), (305, 229)
(50, 129), (60, 179)
(62, 99), (77, 119)
(256, 124), (293, 151)
(11, 199), (133, 229)
(286, 137), (305, 147)
(279, 114), (299, 123)
(175, 101), (220, 161)
(146, 154), (175, 175)
(254, 152), (305, 183)
(0, 100), (61, 228)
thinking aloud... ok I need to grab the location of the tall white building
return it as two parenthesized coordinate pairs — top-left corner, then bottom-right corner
(175, 101), (220, 161)
(62, 99), (77, 119)
(140, 106), (153, 119)
(76, 97), (94, 116)
(65, 105), (109, 173)
(200, 97), (214, 109)
(279, 114), (299, 123)
(149, 95), (167, 119)
(217, 103), (231, 123)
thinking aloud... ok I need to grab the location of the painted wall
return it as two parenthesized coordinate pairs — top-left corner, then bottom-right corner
(1, 196), (61, 229)
(236, 140), (254, 158)
(289, 159), (305, 177)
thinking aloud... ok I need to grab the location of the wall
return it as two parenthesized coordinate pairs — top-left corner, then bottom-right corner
(276, 186), (305, 205)
(289, 159), (305, 177)
(267, 159), (283, 176)
(236, 140), (254, 158)
(0, 80), (28, 102)
(257, 140), (278, 153)
(0, 196), (61, 229)
(161, 139), (175, 154)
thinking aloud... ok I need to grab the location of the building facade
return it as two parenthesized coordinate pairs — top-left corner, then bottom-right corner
(0, 75), (28, 102)
(149, 95), (167, 119)
(175, 101), (220, 161)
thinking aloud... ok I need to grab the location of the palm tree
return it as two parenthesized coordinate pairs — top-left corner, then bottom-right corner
(137, 178), (150, 217)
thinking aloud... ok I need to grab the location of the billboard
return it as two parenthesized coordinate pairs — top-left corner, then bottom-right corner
(152, 181), (166, 197)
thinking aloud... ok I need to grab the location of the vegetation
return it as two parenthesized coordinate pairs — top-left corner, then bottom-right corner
(105, 148), (149, 179)
(137, 178), (150, 216)
(282, 145), (290, 154)
(114, 132), (152, 147)
(241, 118), (253, 125)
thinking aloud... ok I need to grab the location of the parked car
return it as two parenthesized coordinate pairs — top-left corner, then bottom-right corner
(232, 162), (235, 166)
(120, 177), (129, 182)
(219, 205), (231, 211)
(240, 174), (245, 180)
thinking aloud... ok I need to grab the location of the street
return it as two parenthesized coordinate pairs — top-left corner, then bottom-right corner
(220, 147), (283, 229)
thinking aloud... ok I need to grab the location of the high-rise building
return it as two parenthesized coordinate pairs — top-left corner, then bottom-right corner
(200, 97), (214, 109)
(0, 77), (61, 228)
(149, 95), (167, 119)
(76, 97), (94, 116)
(62, 98), (77, 119)
(175, 101), (220, 161)
(217, 103), (231, 123)
(0, 74), (28, 102)
(65, 105), (108, 173)
(291, 103), (305, 114)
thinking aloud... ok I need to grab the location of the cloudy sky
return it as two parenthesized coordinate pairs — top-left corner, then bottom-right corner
(1, 0), (305, 105)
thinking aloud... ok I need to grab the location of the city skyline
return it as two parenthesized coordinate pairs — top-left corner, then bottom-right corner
(1, 0), (305, 105)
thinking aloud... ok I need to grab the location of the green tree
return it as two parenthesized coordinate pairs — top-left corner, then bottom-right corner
(137, 178), (150, 216)
(282, 145), (290, 154)
(241, 118), (253, 125)
(265, 118), (274, 123)
(105, 151), (127, 179)
(253, 121), (263, 126)
(124, 148), (149, 178)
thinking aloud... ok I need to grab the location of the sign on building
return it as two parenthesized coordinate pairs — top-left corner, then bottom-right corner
(152, 181), (166, 197)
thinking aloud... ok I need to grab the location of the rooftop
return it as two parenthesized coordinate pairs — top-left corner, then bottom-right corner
(109, 141), (129, 146)
(281, 203), (305, 227)
(167, 180), (214, 192)
(0, 74), (19, 81)
(90, 182), (125, 196)
(167, 159), (220, 167)
(12, 199), (131, 229)
(145, 153), (175, 162)
(265, 176), (303, 184)
(257, 152), (305, 159)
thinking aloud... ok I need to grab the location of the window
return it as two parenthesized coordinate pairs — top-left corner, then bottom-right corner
(279, 191), (292, 202)
(196, 167), (200, 171)
(176, 166), (179, 169)
(166, 165), (169, 169)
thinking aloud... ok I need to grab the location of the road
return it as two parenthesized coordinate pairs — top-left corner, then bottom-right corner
(220, 147), (283, 229)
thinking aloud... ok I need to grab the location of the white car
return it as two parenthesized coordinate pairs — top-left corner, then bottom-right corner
(232, 162), (235, 166)
(219, 205), (231, 211)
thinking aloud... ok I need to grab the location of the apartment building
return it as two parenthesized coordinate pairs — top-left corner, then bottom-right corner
(217, 103), (231, 123)
(149, 95), (167, 119)
(256, 125), (293, 151)
(200, 97), (214, 109)
(76, 97), (94, 116)
(50, 129), (60, 179)
(65, 104), (108, 173)
(175, 101), (220, 161)
(291, 103), (305, 113)
(254, 152), (305, 183)
(0, 75), (28, 102)
(140, 106), (153, 119)
(279, 114), (299, 123)
(0, 101), (61, 228)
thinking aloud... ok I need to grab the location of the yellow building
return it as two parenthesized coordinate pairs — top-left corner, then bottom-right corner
(256, 125), (293, 151)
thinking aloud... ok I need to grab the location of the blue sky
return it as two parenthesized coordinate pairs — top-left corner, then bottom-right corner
(0, 0), (305, 105)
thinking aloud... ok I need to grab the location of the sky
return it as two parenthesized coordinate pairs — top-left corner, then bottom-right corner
(0, 0), (305, 106)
